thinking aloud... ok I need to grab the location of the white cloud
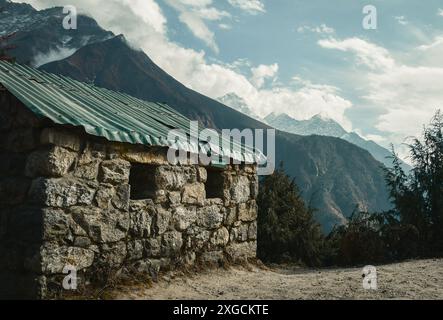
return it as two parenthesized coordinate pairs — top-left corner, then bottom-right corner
(227, 0), (265, 15)
(23, 0), (168, 35)
(218, 23), (231, 30)
(178, 11), (220, 52)
(250, 63), (278, 88)
(366, 65), (443, 137)
(415, 36), (443, 67)
(32, 46), (77, 67)
(318, 37), (395, 70)
(291, 76), (339, 92)
(418, 36), (443, 51)
(438, 8), (443, 16)
(164, 0), (231, 53)
(297, 24), (335, 34)
(394, 16), (408, 25)
(320, 36), (443, 157)
(365, 134), (386, 144)
(124, 0), (167, 35)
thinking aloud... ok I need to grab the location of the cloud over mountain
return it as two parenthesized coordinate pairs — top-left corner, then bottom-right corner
(319, 36), (443, 159)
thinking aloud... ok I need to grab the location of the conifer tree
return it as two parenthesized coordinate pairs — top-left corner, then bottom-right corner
(257, 164), (324, 266)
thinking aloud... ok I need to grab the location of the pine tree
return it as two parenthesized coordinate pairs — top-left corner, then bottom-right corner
(385, 110), (443, 255)
(257, 164), (324, 266)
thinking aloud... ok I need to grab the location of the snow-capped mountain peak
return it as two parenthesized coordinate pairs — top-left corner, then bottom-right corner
(265, 112), (348, 138)
(217, 93), (258, 118)
(264, 112), (410, 171)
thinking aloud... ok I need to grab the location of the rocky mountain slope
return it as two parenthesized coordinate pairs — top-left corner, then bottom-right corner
(0, 0), (113, 66)
(4, 1), (392, 232)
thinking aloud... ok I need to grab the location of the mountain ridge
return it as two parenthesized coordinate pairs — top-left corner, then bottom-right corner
(264, 112), (410, 171)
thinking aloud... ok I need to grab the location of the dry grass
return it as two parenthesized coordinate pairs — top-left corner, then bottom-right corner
(110, 259), (443, 300)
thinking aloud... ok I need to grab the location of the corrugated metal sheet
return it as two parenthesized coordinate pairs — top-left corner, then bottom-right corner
(0, 61), (265, 164)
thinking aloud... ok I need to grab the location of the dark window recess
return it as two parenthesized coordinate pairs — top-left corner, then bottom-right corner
(205, 167), (225, 199)
(129, 163), (157, 200)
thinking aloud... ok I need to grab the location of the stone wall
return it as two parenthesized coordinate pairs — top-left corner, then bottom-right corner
(0, 90), (258, 299)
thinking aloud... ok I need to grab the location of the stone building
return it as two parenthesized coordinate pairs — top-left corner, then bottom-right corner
(0, 61), (262, 299)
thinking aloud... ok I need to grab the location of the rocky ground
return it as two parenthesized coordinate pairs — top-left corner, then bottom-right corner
(113, 259), (443, 300)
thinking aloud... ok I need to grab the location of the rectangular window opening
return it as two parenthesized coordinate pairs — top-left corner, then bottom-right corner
(205, 167), (225, 199)
(129, 163), (157, 200)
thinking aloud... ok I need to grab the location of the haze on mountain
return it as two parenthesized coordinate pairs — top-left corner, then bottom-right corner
(3, 0), (392, 232)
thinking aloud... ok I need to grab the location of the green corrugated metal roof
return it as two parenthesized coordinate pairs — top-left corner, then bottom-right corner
(0, 61), (265, 164)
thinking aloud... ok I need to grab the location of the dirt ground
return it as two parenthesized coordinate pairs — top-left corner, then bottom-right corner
(114, 259), (443, 300)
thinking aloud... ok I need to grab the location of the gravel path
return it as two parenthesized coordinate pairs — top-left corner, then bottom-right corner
(114, 259), (443, 300)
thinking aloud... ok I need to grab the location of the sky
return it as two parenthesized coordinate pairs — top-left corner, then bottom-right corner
(14, 0), (443, 161)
